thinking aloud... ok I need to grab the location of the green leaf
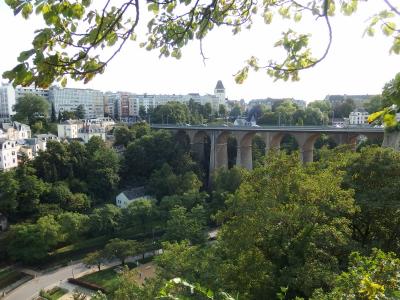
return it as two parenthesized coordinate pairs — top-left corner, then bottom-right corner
(382, 22), (396, 36)
(263, 11), (273, 24)
(17, 49), (35, 62)
(148, 3), (159, 14)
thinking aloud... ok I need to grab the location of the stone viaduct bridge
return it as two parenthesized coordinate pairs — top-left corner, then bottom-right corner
(151, 124), (385, 172)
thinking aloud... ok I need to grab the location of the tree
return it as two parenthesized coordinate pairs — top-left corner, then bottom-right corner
(342, 146), (400, 252)
(75, 104), (85, 119)
(369, 73), (400, 128)
(210, 167), (245, 214)
(307, 100), (332, 113)
(131, 121), (150, 138)
(7, 215), (61, 263)
(17, 173), (48, 215)
(83, 251), (106, 271)
(364, 95), (383, 114)
(219, 104), (227, 118)
(68, 141), (88, 180)
(311, 249), (400, 300)
(67, 193), (91, 212)
(86, 147), (120, 202)
(51, 102), (57, 123)
(164, 205), (207, 244)
(155, 241), (213, 283)
(44, 182), (74, 206)
(86, 136), (107, 155)
(229, 105), (242, 120)
(151, 102), (190, 124)
(139, 105), (147, 120)
(5, 0), (399, 86)
(33, 141), (72, 182)
(122, 130), (180, 183)
(114, 126), (135, 147)
(89, 204), (122, 235)
(121, 199), (157, 233)
(0, 171), (19, 216)
(104, 238), (142, 265)
(147, 163), (202, 200)
(204, 103), (212, 120)
(333, 98), (356, 118)
(13, 94), (49, 125)
(57, 212), (89, 242)
(214, 153), (356, 299)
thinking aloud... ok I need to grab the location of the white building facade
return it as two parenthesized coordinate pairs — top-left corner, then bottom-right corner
(77, 124), (106, 143)
(15, 86), (49, 101)
(58, 120), (79, 139)
(49, 87), (104, 119)
(0, 84), (16, 121)
(0, 139), (18, 171)
(116, 187), (152, 208)
(349, 111), (369, 125)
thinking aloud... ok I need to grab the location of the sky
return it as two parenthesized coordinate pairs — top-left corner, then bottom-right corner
(0, 1), (399, 103)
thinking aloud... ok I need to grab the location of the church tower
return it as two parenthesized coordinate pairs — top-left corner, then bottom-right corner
(214, 80), (226, 105)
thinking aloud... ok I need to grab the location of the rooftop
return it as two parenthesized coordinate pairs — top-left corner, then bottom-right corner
(120, 187), (147, 200)
(215, 80), (225, 90)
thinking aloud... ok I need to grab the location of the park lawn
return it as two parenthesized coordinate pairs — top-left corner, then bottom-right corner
(40, 286), (69, 300)
(79, 268), (120, 293)
(48, 287), (68, 300)
(0, 268), (26, 290)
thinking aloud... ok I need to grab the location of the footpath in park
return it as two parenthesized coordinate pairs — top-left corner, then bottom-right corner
(3, 250), (160, 300)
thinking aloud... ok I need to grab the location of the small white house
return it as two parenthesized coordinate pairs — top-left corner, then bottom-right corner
(58, 119), (79, 139)
(77, 125), (106, 143)
(349, 111), (369, 125)
(116, 187), (151, 208)
(0, 139), (18, 170)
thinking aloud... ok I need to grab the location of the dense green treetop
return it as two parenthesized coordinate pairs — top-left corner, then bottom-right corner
(216, 153), (356, 299)
(6, 215), (61, 263)
(3, 0), (400, 87)
(13, 93), (49, 125)
(311, 249), (400, 300)
(104, 238), (142, 264)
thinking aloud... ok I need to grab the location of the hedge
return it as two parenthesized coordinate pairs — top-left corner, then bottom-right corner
(68, 277), (107, 293)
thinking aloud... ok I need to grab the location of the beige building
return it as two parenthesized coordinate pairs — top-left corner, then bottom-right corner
(0, 121), (31, 140)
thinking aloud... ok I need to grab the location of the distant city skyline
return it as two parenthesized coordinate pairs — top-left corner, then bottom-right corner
(1, 1), (399, 102)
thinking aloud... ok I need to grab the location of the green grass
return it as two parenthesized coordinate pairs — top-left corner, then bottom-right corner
(49, 288), (68, 300)
(40, 286), (68, 300)
(79, 268), (120, 293)
(0, 268), (25, 289)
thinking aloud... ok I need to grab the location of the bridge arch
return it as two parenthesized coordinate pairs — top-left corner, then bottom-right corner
(188, 130), (210, 164)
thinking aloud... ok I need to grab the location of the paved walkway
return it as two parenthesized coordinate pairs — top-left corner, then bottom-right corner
(3, 250), (161, 300)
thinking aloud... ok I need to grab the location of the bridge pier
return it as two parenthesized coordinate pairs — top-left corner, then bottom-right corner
(260, 132), (283, 153)
(329, 133), (359, 150)
(233, 132), (255, 170)
(291, 132), (320, 163)
(209, 131), (229, 177)
(382, 131), (400, 150)
(191, 142), (205, 162)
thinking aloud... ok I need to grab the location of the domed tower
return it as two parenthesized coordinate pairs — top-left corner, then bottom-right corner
(214, 80), (226, 105)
